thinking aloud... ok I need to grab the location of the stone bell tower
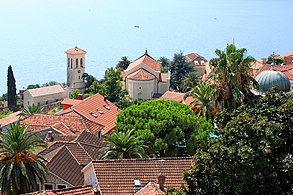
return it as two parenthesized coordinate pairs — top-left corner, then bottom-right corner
(65, 47), (86, 93)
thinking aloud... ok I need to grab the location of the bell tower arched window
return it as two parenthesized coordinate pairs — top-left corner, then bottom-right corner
(80, 58), (83, 67)
(67, 58), (70, 67)
(76, 59), (78, 68)
(70, 58), (72, 68)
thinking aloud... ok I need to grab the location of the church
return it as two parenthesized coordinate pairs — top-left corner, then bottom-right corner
(121, 51), (170, 99)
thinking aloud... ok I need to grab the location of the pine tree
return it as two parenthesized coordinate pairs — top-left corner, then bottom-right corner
(7, 65), (17, 111)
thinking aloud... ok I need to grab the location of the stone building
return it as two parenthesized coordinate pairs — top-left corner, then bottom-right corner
(65, 47), (86, 93)
(23, 85), (66, 108)
(185, 52), (208, 76)
(122, 50), (170, 99)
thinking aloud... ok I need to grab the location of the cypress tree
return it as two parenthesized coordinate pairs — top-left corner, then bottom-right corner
(7, 65), (17, 111)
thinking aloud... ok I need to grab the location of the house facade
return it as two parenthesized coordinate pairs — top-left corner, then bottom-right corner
(185, 52), (208, 76)
(122, 50), (170, 99)
(23, 85), (66, 108)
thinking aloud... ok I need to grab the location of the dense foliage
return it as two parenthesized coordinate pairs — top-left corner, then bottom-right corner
(116, 56), (131, 70)
(0, 123), (48, 194)
(70, 89), (81, 99)
(19, 104), (43, 118)
(101, 129), (147, 159)
(7, 66), (17, 111)
(116, 99), (213, 157)
(170, 52), (194, 92)
(185, 91), (293, 194)
(158, 56), (170, 73)
(209, 43), (256, 110)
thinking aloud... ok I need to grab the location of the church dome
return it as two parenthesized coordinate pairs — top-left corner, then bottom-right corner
(255, 70), (291, 92)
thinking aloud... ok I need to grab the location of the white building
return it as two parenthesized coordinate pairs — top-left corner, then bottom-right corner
(65, 47), (86, 93)
(122, 51), (170, 99)
(23, 85), (66, 108)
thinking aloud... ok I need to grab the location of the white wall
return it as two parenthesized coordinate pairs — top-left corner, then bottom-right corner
(83, 165), (97, 186)
(67, 53), (86, 90)
(23, 91), (66, 108)
(128, 79), (155, 99)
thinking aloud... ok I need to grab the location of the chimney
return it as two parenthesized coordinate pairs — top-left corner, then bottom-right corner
(157, 174), (166, 192)
(77, 94), (83, 100)
(47, 131), (54, 142)
(104, 95), (107, 102)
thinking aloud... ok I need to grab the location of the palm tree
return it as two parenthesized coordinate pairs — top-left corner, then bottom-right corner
(19, 104), (43, 118)
(116, 56), (131, 70)
(209, 43), (256, 110)
(0, 123), (48, 194)
(158, 56), (170, 73)
(182, 71), (201, 92)
(101, 129), (148, 159)
(184, 83), (217, 119)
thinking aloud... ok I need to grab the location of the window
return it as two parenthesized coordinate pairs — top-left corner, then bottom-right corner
(97, 130), (101, 139)
(97, 109), (104, 114)
(71, 58), (73, 68)
(36, 183), (41, 191)
(78, 76), (80, 79)
(81, 58), (83, 67)
(103, 105), (111, 110)
(57, 184), (67, 189)
(28, 101), (30, 106)
(67, 58), (70, 67)
(90, 112), (98, 118)
(45, 184), (53, 190)
(76, 59), (78, 68)
(138, 92), (142, 99)
(46, 100), (48, 105)
(195, 61), (199, 65)
(56, 99), (59, 102)
(201, 60), (205, 65)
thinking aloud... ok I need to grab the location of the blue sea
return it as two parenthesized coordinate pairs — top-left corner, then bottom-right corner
(0, 0), (293, 94)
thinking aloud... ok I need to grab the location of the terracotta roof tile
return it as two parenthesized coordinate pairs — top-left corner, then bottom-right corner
(71, 93), (120, 135)
(20, 114), (88, 135)
(74, 130), (104, 147)
(185, 52), (207, 66)
(159, 73), (168, 82)
(47, 146), (84, 186)
(281, 50), (293, 57)
(161, 91), (185, 103)
(65, 142), (93, 165)
(0, 111), (21, 127)
(135, 182), (165, 195)
(26, 185), (95, 195)
(61, 98), (82, 106)
(128, 68), (156, 81)
(126, 52), (161, 72)
(65, 47), (87, 55)
(91, 157), (193, 195)
(255, 64), (293, 80)
(25, 85), (65, 97)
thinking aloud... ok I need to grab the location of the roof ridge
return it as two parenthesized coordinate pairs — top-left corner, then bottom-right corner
(78, 142), (95, 161)
(65, 145), (82, 166)
(92, 156), (193, 163)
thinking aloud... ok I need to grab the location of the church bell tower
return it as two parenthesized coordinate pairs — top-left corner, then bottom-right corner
(65, 47), (86, 93)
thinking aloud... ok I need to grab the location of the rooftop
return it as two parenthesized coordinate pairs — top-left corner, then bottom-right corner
(126, 51), (161, 72)
(0, 111), (21, 127)
(86, 157), (193, 195)
(128, 68), (156, 81)
(65, 47), (87, 55)
(26, 185), (95, 195)
(25, 85), (65, 98)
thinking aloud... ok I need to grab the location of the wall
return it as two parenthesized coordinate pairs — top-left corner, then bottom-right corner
(23, 91), (66, 109)
(37, 172), (73, 191)
(158, 82), (169, 94)
(83, 164), (97, 186)
(127, 79), (155, 99)
(67, 53), (86, 90)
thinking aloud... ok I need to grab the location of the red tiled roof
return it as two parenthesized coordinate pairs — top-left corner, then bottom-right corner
(161, 91), (195, 106)
(159, 73), (168, 82)
(25, 85), (65, 97)
(255, 64), (293, 80)
(161, 91), (185, 103)
(61, 98), (82, 106)
(20, 114), (88, 135)
(0, 111), (21, 127)
(135, 182), (165, 195)
(71, 93), (120, 135)
(47, 146), (85, 186)
(126, 52), (161, 72)
(185, 52), (207, 65)
(65, 47), (87, 55)
(128, 68), (156, 81)
(26, 185), (95, 195)
(90, 157), (193, 195)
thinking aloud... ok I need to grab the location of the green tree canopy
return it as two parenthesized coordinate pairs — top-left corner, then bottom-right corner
(116, 99), (213, 157)
(0, 123), (48, 194)
(170, 52), (194, 92)
(82, 73), (97, 89)
(158, 56), (171, 73)
(27, 84), (40, 89)
(184, 91), (293, 194)
(7, 65), (17, 111)
(70, 89), (81, 99)
(116, 56), (131, 70)
(101, 129), (148, 159)
(98, 67), (127, 103)
(209, 43), (256, 110)
(182, 71), (200, 92)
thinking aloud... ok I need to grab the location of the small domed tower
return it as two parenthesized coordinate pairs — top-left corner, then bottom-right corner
(65, 47), (86, 93)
